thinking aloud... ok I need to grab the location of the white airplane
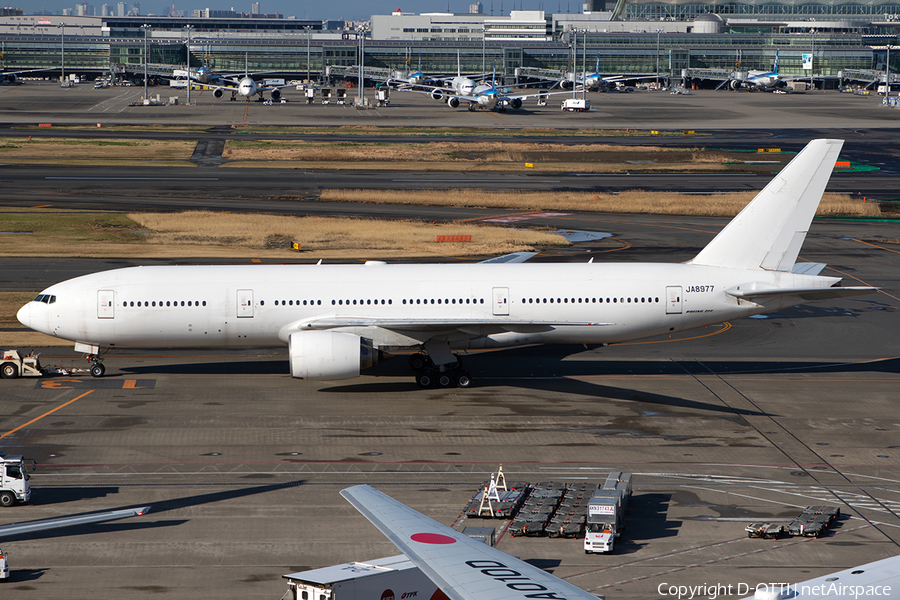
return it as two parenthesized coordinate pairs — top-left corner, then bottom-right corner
(15, 139), (875, 388)
(177, 58), (293, 102)
(731, 50), (786, 91)
(341, 484), (900, 600)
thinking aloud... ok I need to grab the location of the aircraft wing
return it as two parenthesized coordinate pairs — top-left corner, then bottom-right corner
(0, 507), (149, 539)
(741, 554), (900, 599)
(726, 285), (877, 303)
(341, 485), (601, 600)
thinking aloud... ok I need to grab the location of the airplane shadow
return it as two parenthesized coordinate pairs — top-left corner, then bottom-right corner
(1, 480), (305, 544)
(3, 567), (48, 583)
(616, 493), (680, 555)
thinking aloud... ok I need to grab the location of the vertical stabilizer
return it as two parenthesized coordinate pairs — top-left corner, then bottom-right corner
(688, 139), (843, 271)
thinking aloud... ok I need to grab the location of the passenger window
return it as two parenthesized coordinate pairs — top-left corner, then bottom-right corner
(203, 301), (207, 306)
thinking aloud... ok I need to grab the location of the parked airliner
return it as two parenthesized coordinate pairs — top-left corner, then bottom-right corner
(15, 139), (874, 387)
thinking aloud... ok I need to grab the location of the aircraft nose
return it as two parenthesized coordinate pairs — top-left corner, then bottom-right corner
(16, 302), (31, 328)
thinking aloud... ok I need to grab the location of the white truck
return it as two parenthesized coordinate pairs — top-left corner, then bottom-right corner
(584, 472), (632, 554)
(561, 98), (590, 112)
(0, 455), (32, 507)
(283, 554), (438, 600)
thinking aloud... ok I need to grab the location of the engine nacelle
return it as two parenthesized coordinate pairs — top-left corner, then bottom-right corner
(271, 89), (282, 100)
(214, 88), (224, 98)
(288, 331), (379, 380)
(447, 97), (460, 108)
(729, 79), (742, 90)
(431, 90), (443, 101)
(509, 97), (523, 110)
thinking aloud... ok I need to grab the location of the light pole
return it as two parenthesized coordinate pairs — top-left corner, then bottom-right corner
(57, 22), (66, 85)
(482, 26), (486, 75)
(810, 28), (815, 91)
(655, 29), (661, 89)
(304, 25), (311, 84)
(185, 24), (192, 104)
(142, 23), (151, 100)
(887, 44), (892, 93)
(357, 25), (367, 105)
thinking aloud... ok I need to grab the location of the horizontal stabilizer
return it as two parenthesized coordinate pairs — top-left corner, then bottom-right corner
(479, 252), (537, 264)
(341, 485), (602, 600)
(690, 139), (843, 272)
(0, 506), (150, 539)
(727, 285), (877, 303)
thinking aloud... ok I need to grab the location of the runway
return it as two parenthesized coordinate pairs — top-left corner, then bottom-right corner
(1, 81), (900, 600)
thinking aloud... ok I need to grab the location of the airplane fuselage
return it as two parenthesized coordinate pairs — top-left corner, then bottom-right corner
(18, 262), (834, 353)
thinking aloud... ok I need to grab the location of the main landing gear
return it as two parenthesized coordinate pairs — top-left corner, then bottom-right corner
(409, 353), (471, 388)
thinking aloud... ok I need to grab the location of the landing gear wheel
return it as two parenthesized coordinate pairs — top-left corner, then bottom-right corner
(1, 362), (18, 379)
(438, 373), (452, 387)
(416, 372), (433, 388)
(90, 363), (106, 378)
(409, 353), (429, 371)
(0, 491), (14, 507)
(455, 371), (472, 388)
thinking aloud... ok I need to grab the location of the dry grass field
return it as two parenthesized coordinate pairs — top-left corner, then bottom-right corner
(0, 137), (196, 166)
(0, 208), (568, 259)
(222, 140), (757, 173)
(317, 189), (881, 218)
(131, 212), (568, 257)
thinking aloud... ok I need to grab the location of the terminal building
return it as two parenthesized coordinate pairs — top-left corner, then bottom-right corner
(0, 5), (898, 89)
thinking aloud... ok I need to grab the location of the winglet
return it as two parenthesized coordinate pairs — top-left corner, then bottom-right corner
(689, 139), (843, 272)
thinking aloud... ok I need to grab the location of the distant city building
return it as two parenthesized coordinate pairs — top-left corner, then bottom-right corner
(323, 19), (345, 30)
(101, 3), (109, 16)
(116, 1), (125, 16)
(470, 2), (483, 13)
(371, 10), (552, 41)
(0, 6), (24, 16)
(129, 1), (140, 15)
(251, 1), (259, 14)
(61, 7), (72, 15)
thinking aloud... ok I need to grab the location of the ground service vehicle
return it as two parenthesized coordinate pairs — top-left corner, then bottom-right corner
(283, 554), (438, 600)
(0, 456), (32, 507)
(0, 350), (43, 378)
(561, 98), (590, 111)
(0, 547), (8, 579)
(584, 472), (632, 553)
(745, 522), (785, 539)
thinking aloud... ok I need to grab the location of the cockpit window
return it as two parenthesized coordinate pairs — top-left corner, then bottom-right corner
(32, 294), (56, 304)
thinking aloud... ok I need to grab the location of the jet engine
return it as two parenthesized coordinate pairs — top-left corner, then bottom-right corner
(509, 97), (523, 110)
(431, 90), (444, 101)
(214, 88), (224, 98)
(729, 79), (742, 90)
(288, 331), (381, 380)
(271, 89), (282, 100)
(447, 97), (460, 108)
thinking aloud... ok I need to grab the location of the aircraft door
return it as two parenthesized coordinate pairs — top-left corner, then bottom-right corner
(97, 290), (115, 319)
(666, 286), (682, 314)
(237, 289), (254, 318)
(492, 287), (509, 316)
